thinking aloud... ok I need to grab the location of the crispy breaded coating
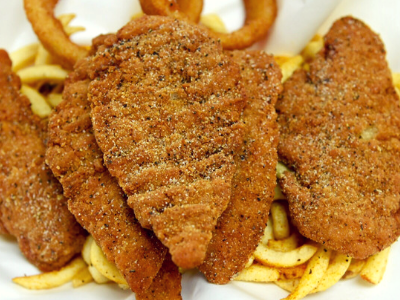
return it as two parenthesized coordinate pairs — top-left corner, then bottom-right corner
(86, 16), (246, 269)
(45, 57), (168, 293)
(277, 17), (400, 259)
(0, 49), (85, 271)
(199, 50), (282, 283)
(136, 254), (182, 300)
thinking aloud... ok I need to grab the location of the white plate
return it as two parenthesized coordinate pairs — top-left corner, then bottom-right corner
(0, 1), (399, 299)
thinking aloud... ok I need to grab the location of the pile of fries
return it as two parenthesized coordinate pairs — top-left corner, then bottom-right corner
(10, 14), (85, 117)
(7, 10), (399, 300)
(231, 39), (397, 300)
(234, 197), (391, 300)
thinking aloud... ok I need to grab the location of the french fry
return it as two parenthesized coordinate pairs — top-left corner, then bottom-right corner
(245, 255), (255, 268)
(82, 235), (94, 265)
(392, 73), (400, 97)
(47, 93), (63, 107)
(392, 73), (400, 88)
(301, 34), (323, 61)
(65, 26), (86, 37)
(58, 13), (77, 27)
(12, 257), (86, 289)
(88, 265), (110, 284)
(17, 65), (68, 84)
(10, 43), (39, 72)
(268, 231), (303, 252)
(90, 240), (127, 285)
(20, 84), (52, 118)
(360, 246), (390, 284)
(312, 252), (351, 293)
(276, 162), (291, 179)
(278, 264), (307, 280)
(35, 44), (52, 65)
(57, 14), (85, 37)
(282, 246), (331, 300)
(201, 14), (228, 33)
(254, 243), (318, 268)
(234, 264), (280, 283)
(274, 185), (286, 200)
(118, 283), (130, 290)
(342, 258), (366, 279)
(271, 201), (290, 240)
(280, 55), (304, 83)
(275, 278), (300, 292)
(274, 56), (291, 68)
(260, 218), (274, 245)
(84, 238), (109, 285)
(72, 267), (93, 288)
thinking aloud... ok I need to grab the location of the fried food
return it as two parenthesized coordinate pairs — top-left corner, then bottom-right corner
(24, 0), (88, 69)
(45, 58), (169, 293)
(136, 254), (182, 300)
(199, 50), (282, 283)
(281, 246), (331, 300)
(360, 246), (391, 284)
(12, 257), (86, 290)
(204, 0), (278, 50)
(85, 16), (246, 269)
(139, 0), (203, 23)
(277, 17), (400, 259)
(0, 49), (85, 271)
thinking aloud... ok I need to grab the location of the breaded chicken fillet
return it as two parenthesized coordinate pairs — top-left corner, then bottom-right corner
(277, 17), (400, 259)
(0, 49), (85, 271)
(46, 49), (174, 294)
(199, 50), (282, 283)
(85, 16), (246, 269)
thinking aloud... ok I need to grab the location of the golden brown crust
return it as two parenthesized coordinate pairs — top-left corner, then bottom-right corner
(136, 254), (182, 300)
(85, 16), (246, 269)
(277, 17), (400, 259)
(199, 50), (282, 283)
(0, 49), (85, 271)
(45, 60), (167, 293)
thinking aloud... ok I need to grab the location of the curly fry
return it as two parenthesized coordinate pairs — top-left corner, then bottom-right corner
(139, 0), (203, 23)
(24, 0), (88, 69)
(207, 0), (277, 50)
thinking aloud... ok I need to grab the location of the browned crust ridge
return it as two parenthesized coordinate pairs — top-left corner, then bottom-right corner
(46, 57), (167, 293)
(199, 50), (282, 283)
(85, 16), (246, 269)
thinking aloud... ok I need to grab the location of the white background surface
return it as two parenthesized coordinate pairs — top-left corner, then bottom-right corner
(0, 0), (399, 299)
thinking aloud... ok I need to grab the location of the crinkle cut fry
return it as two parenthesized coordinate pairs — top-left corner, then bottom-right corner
(86, 16), (246, 269)
(277, 17), (400, 259)
(0, 49), (85, 271)
(199, 50), (282, 283)
(45, 59), (167, 293)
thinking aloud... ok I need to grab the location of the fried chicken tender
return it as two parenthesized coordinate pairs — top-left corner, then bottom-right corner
(46, 56), (170, 293)
(0, 49), (85, 271)
(199, 50), (282, 283)
(136, 254), (182, 300)
(85, 16), (246, 269)
(277, 17), (400, 259)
